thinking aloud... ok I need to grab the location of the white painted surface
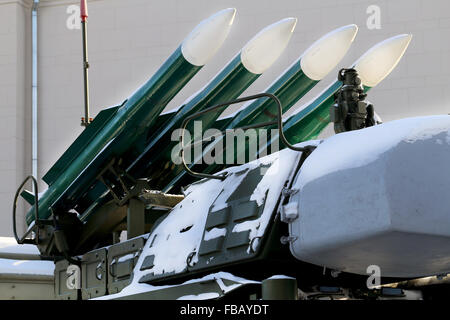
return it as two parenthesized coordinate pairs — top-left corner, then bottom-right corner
(289, 115), (450, 277)
(301, 24), (358, 80)
(181, 8), (236, 66)
(355, 34), (412, 87)
(241, 17), (296, 74)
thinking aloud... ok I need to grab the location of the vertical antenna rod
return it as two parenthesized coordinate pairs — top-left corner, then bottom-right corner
(80, 0), (91, 127)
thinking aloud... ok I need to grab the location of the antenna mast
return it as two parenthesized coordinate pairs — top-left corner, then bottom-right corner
(80, 0), (91, 127)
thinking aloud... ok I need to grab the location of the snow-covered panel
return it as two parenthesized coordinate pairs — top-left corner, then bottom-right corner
(0, 239), (54, 276)
(0, 258), (55, 276)
(289, 115), (450, 277)
(230, 148), (303, 251)
(177, 292), (220, 300)
(297, 115), (450, 188)
(204, 228), (227, 241)
(131, 142), (318, 286)
(135, 177), (225, 278)
(267, 275), (296, 280)
(94, 271), (259, 300)
(0, 237), (40, 256)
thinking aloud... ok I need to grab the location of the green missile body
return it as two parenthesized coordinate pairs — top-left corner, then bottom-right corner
(162, 24), (359, 191)
(24, 8), (237, 225)
(70, 16), (298, 229)
(127, 54), (260, 182)
(282, 81), (352, 142)
(259, 34), (413, 157)
(125, 17), (298, 189)
(234, 24), (358, 127)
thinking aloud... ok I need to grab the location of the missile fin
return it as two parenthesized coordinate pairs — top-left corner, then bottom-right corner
(20, 189), (35, 205)
(43, 105), (120, 186)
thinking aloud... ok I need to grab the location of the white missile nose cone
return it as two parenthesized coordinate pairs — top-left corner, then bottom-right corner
(301, 24), (358, 80)
(355, 34), (412, 87)
(182, 8), (237, 66)
(241, 17), (297, 74)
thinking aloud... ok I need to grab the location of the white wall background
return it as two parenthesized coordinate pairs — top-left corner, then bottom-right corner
(0, 0), (32, 237)
(1, 0), (449, 236)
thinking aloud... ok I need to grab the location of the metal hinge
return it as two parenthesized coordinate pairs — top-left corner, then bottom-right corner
(280, 202), (299, 223)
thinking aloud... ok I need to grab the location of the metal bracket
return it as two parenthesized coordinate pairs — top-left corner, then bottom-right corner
(97, 159), (140, 206)
(282, 187), (299, 197)
(81, 248), (107, 299)
(280, 202), (299, 223)
(108, 236), (146, 294)
(138, 190), (184, 209)
(180, 93), (317, 181)
(12, 175), (52, 246)
(280, 188), (300, 223)
(280, 235), (298, 245)
(127, 198), (146, 239)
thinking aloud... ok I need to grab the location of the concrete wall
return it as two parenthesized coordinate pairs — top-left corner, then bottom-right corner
(0, 0), (32, 236)
(1, 0), (450, 236)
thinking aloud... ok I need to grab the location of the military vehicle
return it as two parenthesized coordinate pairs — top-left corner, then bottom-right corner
(1, 5), (449, 301)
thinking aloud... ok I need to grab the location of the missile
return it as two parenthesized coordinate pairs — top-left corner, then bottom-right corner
(25, 8), (237, 225)
(69, 17), (297, 230)
(258, 34), (412, 157)
(169, 34), (411, 192)
(232, 24), (358, 127)
(124, 17), (298, 189)
(161, 24), (359, 191)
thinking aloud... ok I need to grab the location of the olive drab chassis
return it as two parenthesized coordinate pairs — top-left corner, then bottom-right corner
(55, 235), (147, 299)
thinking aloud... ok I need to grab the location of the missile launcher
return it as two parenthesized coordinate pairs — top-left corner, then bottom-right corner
(257, 34), (413, 158)
(127, 17), (298, 189)
(7, 5), (450, 302)
(23, 8), (237, 226)
(51, 17), (298, 250)
(162, 24), (359, 191)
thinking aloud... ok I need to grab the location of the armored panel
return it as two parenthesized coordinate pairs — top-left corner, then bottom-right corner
(0, 275), (55, 300)
(108, 236), (146, 294)
(55, 260), (78, 300)
(134, 147), (304, 284)
(81, 248), (107, 299)
(289, 116), (450, 277)
(140, 254), (155, 271)
(191, 166), (268, 271)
